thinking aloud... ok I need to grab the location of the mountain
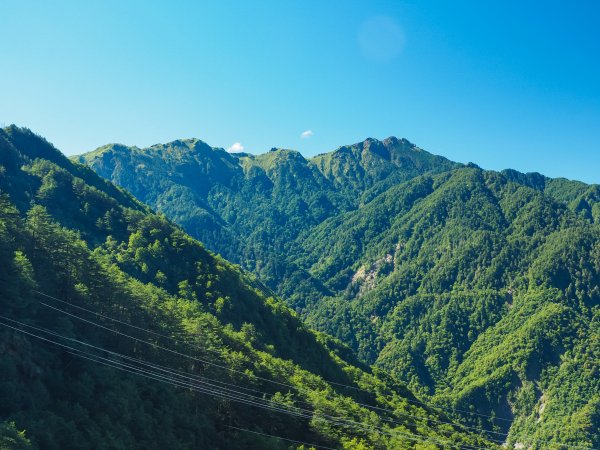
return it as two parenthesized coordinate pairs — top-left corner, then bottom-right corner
(0, 125), (494, 449)
(78, 133), (600, 448)
(302, 167), (600, 443)
(75, 137), (459, 310)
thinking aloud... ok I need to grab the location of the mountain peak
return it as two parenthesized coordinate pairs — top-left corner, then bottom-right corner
(382, 136), (414, 147)
(147, 138), (216, 155)
(268, 147), (302, 154)
(260, 147), (307, 161)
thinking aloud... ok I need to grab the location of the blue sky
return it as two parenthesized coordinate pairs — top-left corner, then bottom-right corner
(2, 0), (599, 182)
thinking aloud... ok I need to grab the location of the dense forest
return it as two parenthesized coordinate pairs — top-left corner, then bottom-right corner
(0, 125), (501, 449)
(77, 133), (600, 448)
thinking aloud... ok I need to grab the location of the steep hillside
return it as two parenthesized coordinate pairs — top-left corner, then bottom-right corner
(78, 132), (600, 448)
(0, 126), (492, 449)
(302, 168), (600, 446)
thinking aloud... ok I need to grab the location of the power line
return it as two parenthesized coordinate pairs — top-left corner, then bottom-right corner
(38, 299), (302, 390)
(0, 320), (335, 426)
(34, 291), (598, 450)
(32, 290), (514, 426)
(8, 310), (597, 450)
(0, 318), (496, 450)
(227, 425), (339, 450)
(36, 297), (505, 442)
(2, 312), (506, 448)
(65, 351), (314, 421)
(0, 315), (300, 410)
(33, 290), (224, 354)
(34, 291), (600, 450)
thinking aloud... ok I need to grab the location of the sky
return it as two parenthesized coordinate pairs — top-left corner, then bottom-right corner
(2, 0), (599, 182)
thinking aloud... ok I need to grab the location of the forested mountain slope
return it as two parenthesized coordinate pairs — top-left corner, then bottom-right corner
(302, 168), (600, 445)
(0, 126), (494, 449)
(76, 137), (459, 308)
(79, 132), (600, 448)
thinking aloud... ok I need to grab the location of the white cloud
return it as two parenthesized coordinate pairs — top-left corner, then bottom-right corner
(300, 129), (314, 139)
(227, 142), (245, 153)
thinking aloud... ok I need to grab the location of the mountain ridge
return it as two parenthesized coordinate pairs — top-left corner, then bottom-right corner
(75, 127), (600, 448)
